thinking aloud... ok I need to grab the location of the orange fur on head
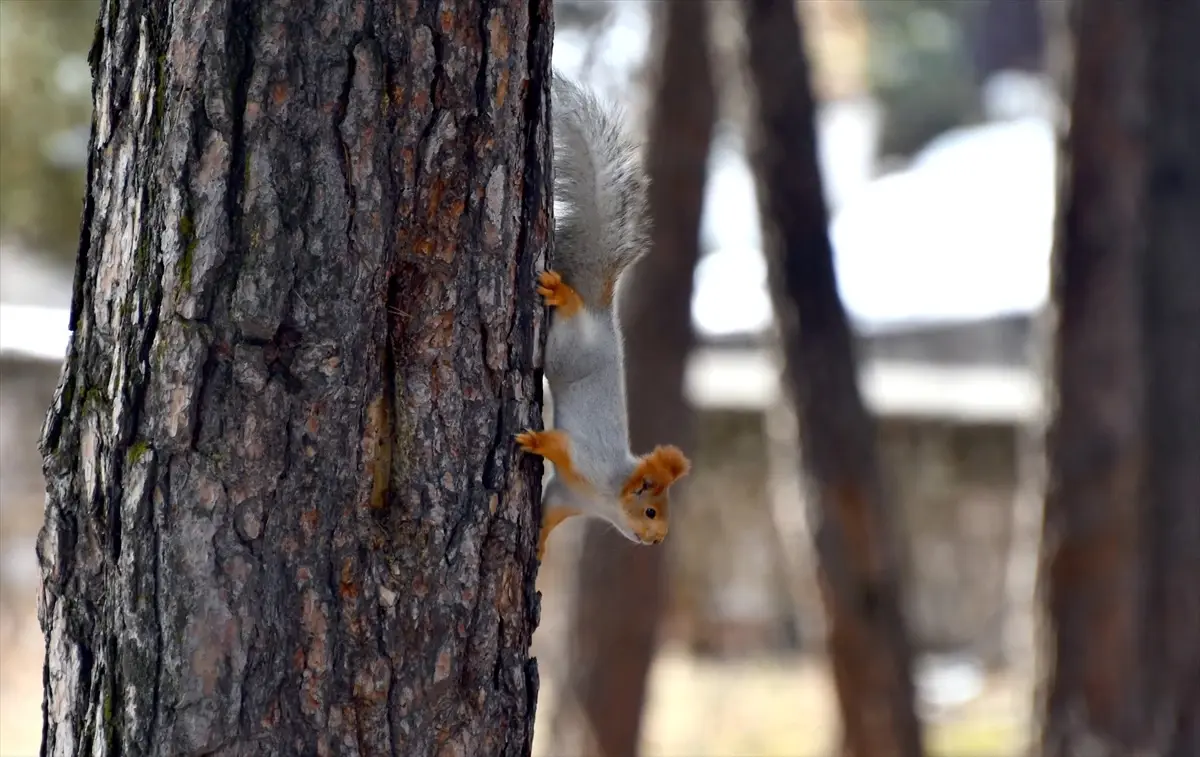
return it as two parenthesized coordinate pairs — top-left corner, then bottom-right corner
(618, 445), (691, 546)
(621, 445), (691, 497)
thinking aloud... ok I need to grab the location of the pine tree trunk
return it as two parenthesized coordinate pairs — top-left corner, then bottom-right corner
(1142, 0), (1200, 752)
(36, 1), (552, 755)
(742, 1), (924, 755)
(1040, 0), (1200, 753)
(550, 2), (715, 755)
(1037, 0), (1150, 751)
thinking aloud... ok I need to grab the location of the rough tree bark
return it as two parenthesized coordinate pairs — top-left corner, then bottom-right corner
(741, 1), (924, 756)
(549, 2), (716, 756)
(36, 1), (551, 755)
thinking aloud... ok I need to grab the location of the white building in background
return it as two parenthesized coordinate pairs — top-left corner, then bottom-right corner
(688, 73), (1057, 422)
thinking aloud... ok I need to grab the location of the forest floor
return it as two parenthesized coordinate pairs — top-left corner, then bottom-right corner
(0, 609), (42, 756)
(1, 606), (1028, 757)
(533, 643), (1029, 757)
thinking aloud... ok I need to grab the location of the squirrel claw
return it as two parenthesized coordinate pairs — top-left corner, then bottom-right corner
(536, 270), (582, 314)
(514, 430), (539, 453)
(537, 271), (565, 307)
(516, 429), (587, 489)
(516, 430), (562, 460)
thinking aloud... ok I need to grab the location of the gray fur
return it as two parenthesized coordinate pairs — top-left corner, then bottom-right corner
(538, 71), (651, 542)
(550, 71), (651, 307)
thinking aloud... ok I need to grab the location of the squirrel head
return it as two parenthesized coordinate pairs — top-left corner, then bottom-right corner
(618, 445), (691, 546)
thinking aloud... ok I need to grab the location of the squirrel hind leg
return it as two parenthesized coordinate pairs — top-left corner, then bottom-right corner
(537, 270), (584, 317)
(537, 503), (580, 561)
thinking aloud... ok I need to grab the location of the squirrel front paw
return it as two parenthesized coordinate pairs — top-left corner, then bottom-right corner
(515, 429), (589, 489)
(515, 429), (566, 459)
(537, 270), (584, 316)
(514, 430), (546, 455)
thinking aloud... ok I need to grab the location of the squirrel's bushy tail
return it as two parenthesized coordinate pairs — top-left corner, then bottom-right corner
(551, 72), (650, 307)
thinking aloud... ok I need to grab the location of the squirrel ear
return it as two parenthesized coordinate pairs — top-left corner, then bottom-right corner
(621, 447), (690, 499)
(645, 445), (691, 486)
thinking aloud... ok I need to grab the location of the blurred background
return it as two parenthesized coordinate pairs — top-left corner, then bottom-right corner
(1, 1), (1055, 754)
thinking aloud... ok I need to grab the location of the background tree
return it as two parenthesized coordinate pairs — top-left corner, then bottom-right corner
(37, 1), (551, 754)
(742, 0), (925, 755)
(1037, 0), (1150, 750)
(1037, 4), (1145, 748)
(1039, 0), (1200, 752)
(548, 2), (717, 755)
(1141, 0), (1200, 750)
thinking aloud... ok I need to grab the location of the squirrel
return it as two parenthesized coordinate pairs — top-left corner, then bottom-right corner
(516, 71), (692, 561)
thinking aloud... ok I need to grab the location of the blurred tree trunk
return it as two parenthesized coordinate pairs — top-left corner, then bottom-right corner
(1038, 0), (1200, 753)
(742, 1), (925, 756)
(1037, 0), (1150, 751)
(550, 2), (716, 755)
(1142, 0), (1200, 752)
(36, 1), (551, 755)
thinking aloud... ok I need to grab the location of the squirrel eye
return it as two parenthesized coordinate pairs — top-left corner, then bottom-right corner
(644, 507), (657, 520)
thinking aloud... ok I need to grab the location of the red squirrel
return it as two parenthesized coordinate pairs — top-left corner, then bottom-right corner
(516, 72), (691, 561)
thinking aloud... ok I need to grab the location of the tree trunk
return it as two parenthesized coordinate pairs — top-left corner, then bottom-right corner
(549, 2), (716, 755)
(1142, 1), (1200, 753)
(1036, 0), (1150, 751)
(36, 1), (552, 755)
(741, 1), (924, 756)
(1039, 0), (1200, 753)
